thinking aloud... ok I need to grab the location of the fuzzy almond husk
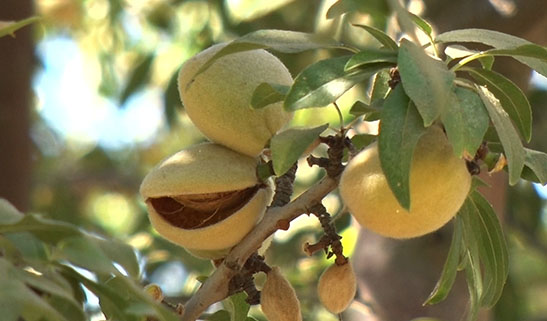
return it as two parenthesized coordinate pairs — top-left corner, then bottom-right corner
(317, 261), (357, 314)
(261, 267), (302, 321)
(140, 143), (273, 259)
(178, 43), (293, 157)
(339, 125), (471, 238)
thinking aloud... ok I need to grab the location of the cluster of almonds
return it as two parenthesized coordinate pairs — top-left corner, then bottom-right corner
(140, 43), (357, 319)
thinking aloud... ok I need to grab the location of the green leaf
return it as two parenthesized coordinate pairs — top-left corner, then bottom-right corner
(164, 71), (182, 128)
(398, 39), (455, 126)
(223, 292), (251, 321)
(378, 85), (426, 210)
(483, 44), (547, 61)
(327, 0), (389, 19)
(271, 124), (328, 176)
(207, 310), (231, 321)
(350, 133), (377, 150)
(522, 148), (547, 184)
(284, 55), (375, 111)
(441, 86), (489, 157)
(345, 49), (397, 71)
(0, 16), (40, 38)
(476, 85), (525, 185)
(250, 83), (290, 109)
(424, 217), (463, 305)
(407, 12), (433, 37)
(119, 54), (155, 106)
(53, 236), (118, 275)
(0, 214), (82, 244)
(349, 100), (382, 120)
(194, 30), (343, 78)
(435, 29), (547, 77)
(464, 67), (532, 142)
(351, 24), (398, 50)
(468, 191), (509, 307)
(370, 69), (391, 103)
(0, 198), (24, 224)
(95, 237), (140, 278)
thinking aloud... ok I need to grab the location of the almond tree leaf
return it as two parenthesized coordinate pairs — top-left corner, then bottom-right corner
(164, 71), (182, 128)
(0, 198), (24, 224)
(465, 67), (532, 142)
(194, 30), (343, 78)
(119, 54), (155, 106)
(95, 237), (140, 278)
(370, 69), (391, 103)
(398, 39), (455, 126)
(476, 85), (525, 185)
(350, 133), (377, 150)
(351, 24), (398, 50)
(53, 236), (119, 276)
(271, 124), (329, 176)
(349, 101), (381, 118)
(435, 29), (547, 77)
(250, 83), (290, 109)
(424, 216), (463, 305)
(0, 16), (40, 38)
(345, 49), (398, 71)
(0, 214), (82, 244)
(441, 86), (489, 157)
(378, 85), (426, 210)
(521, 148), (547, 184)
(483, 44), (547, 61)
(407, 12), (432, 37)
(207, 310), (231, 321)
(327, 0), (389, 19)
(469, 191), (509, 307)
(284, 56), (382, 111)
(223, 292), (251, 321)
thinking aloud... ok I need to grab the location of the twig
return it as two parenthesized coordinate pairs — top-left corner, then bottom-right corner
(180, 175), (340, 321)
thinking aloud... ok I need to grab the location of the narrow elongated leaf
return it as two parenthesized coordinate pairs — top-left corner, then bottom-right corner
(223, 292), (251, 321)
(271, 124), (328, 176)
(163, 71), (181, 128)
(469, 191), (508, 307)
(327, 0), (389, 19)
(441, 86), (489, 157)
(477, 86), (525, 185)
(370, 69), (391, 103)
(194, 30), (343, 77)
(398, 39), (455, 126)
(0, 199), (24, 224)
(53, 236), (118, 276)
(407, 12), (432, 37)
(0, 16), (40, 38)
(349, 101), (380, 118)
(424, 217), (463, 305)
(483, 44), (547, 61)
(250, 83), (290, 109)
(522, 148), (547, 184)
(378, 85), (426, 210)
(465, 67), (532, 142)
(435, 29), (547, 77)
(119, 54), (154, 106)
(284, 56), (379, 111)
(0, 214), (82, 244)
(345, 49), (397, 71)
(352, 24), (398, 50)
(95, 237), (140, 278)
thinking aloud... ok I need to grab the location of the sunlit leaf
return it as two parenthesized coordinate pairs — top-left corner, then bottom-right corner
(465, 67), (532, 142)
(0, 198), (24, 224)
(476, 85), (525, 185)
(194, 30), (343, 78)
(95, 237), (140, 278)
(223, 292), (251, 321)
(407, 12), (432, 37)
(378, 85), (426, 210)
(345, 49), (397, 71)
(285, 56), (378, 111)
(435, 29), (547, 76)
(351, 24), (398, 50)
(0, 16), (40, 38)
(53, 236), (118, 275)
(207, 310), (231, 321)
(250, 83), (290, 109)
(398, 39), (455, 126)
(441, 86), (489, 157)
(424, 217), (463, 305)
(271, 124), (328, 176)
(119, 54), (155, 106)
(521, 148), (547, 184)
(482, 44), (547, 61)
(327, 0), (389, 19)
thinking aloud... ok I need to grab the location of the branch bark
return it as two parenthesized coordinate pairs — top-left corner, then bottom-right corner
(180, 174), (340, 321)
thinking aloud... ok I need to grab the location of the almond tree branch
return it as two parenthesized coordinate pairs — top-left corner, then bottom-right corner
(180, 174), (340, 321)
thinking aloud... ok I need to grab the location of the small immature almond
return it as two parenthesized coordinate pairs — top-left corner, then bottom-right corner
(317, 261), (357, 314)
(261, 267), (302, 321)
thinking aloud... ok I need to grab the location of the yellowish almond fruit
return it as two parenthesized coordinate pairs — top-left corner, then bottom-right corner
(178, 43), (293, 157)
(140, 143), (272, 259)
(261, 267), (302, 321)
(339, 125), (471, 238)
(317, 261), (357, 314)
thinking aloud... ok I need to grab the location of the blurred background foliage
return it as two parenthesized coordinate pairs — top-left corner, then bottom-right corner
(1, 0), (546, 320)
